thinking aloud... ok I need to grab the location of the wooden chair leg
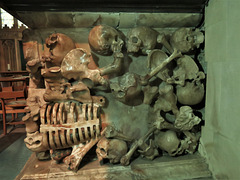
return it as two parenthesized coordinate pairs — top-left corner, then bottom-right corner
(3, 111), (7, 135)
(12, 113), (15, 120)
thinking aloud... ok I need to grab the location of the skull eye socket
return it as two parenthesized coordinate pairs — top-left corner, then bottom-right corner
(118, 90), (125, 98)
(103, 44), (110, 49)
(100, 148), (107, 155)
(186, 36), (193, 42)
(82, 78), (94, 88)
(131, 36), (139, 43)
(51, 36), (57, 41)
(178, 142), (181, 148)
(171, 150), (177, 155)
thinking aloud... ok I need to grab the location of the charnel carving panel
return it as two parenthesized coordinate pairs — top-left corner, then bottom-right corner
(23, 25), (205, 171)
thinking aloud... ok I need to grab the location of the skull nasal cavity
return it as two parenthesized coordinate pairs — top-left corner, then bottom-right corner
(51, 36), (57, 41)
(132, 36), (138, 43)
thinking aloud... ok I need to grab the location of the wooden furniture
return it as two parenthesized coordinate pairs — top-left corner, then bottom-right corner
(0, 71), (29, 90)
(0, 71), (28, 77)
(0, 76), (28, 135)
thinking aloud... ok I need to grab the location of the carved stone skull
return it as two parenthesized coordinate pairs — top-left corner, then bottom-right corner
(43, 33), (76, 67)
(126, 26), (159, 54)
(176, 80), (205, 105)
(170, 28), (204, 53)
(154, 130), (182, 156)
(96, 137), (128, 164)
(61, 48), (108, 87)
(24, 131), (47, 152)
(110, 72), (143, 105)
(88, 25), (124, 55)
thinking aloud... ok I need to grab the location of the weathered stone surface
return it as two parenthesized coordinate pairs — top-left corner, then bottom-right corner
(17, 12), (202, 29)
(16, 153), (212, 180)
(201, 0), (240, 179)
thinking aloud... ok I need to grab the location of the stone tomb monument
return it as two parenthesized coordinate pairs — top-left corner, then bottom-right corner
(19, 18), (209, 179)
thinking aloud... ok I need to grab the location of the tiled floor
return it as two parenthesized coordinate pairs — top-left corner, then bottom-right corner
(0, 116), (32, 180)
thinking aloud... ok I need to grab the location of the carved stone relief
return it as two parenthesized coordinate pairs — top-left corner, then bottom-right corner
(23, 25), (205, 171)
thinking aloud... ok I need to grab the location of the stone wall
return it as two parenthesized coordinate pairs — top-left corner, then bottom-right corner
(200, 0), (240, 179)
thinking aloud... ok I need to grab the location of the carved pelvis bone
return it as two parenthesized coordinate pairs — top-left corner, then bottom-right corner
(45, 80), (105, 105)
(147, 49), (174, 82)
(66, 81), (104, 105)
(61, 48), (108, 87)
(168, 55), (204, 86)
(88, 25), (124, 55)
(43, 33), (76, 67)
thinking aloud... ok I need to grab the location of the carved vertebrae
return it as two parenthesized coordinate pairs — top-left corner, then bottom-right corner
(39, 102), (100, 150)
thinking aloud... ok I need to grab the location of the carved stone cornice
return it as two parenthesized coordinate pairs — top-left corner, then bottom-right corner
(0, 28), (25, 40)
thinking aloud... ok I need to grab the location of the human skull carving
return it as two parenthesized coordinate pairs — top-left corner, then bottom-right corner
(174, 106), (201, 131)
(24, 131), (47, 152)
(88, 25), (124, 55)
(61, 48), (108, 87)
(126, 26), (159, 54)
(176, 80), (205, 105)
(154, 130), (182, 156)
(96, 137), (128, 164)
(110, 72), (142, 105)
(43, 33), (76, 67)
(170, 28), (204, 53)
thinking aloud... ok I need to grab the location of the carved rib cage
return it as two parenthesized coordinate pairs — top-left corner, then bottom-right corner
(40, 101), (101, 150)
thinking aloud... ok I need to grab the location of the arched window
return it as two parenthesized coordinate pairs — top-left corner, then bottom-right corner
(0, 8), (28, 28)
(1, 8), (14, 28)
(18, 20), (27, 28)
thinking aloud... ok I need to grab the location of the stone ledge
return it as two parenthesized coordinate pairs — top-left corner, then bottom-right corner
(16, 153), (212, 180)
(17, 12), (202, 29)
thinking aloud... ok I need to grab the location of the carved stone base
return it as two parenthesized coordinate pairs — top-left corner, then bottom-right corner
(16, 153), (212, 180)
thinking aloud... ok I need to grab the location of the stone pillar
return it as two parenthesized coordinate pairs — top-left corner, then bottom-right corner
(200, 0), (240, 179)
(13, 17), (18, 29)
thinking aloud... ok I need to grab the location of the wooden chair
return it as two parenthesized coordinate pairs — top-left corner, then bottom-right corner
(0, 86), (27, 135)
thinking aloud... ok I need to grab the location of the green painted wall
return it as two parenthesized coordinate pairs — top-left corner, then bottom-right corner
(200, 0), (240, 179)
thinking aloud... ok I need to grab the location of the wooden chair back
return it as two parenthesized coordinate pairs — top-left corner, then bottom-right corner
(0, 83), (27, 135)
